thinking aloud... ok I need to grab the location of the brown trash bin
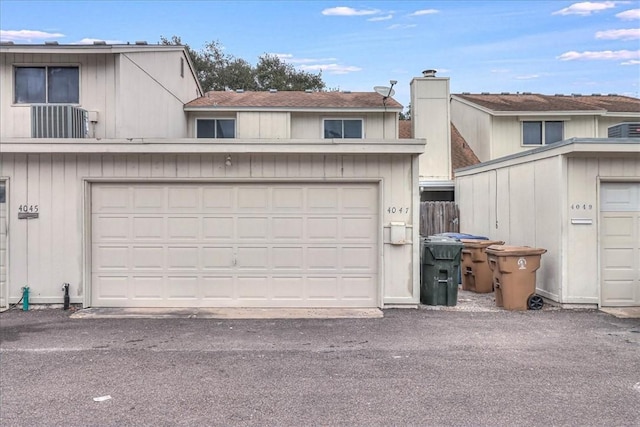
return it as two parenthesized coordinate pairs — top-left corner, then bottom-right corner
(460, 239), (505, 293)
(485, 245), (547, 311)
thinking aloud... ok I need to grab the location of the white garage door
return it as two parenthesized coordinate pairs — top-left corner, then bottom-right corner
(600, 182), (640, 307)
(91, 183), (379, 308)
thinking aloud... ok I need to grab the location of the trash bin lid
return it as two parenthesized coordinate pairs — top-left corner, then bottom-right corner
(485, 245), (547, 256)
(434, 233), (489, 241)
(461, 239), (505, 249)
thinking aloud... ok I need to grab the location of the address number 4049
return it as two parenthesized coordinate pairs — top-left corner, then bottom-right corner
(387, 207), (409, 214)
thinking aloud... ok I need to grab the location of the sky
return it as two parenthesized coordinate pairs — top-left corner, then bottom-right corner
(1, 0), (639, 107)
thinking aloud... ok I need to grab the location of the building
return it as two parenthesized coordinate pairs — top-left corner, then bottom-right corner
(456, 139), (640, 308)
(0, 42), (430, 310)
(451, 93), (640, 162)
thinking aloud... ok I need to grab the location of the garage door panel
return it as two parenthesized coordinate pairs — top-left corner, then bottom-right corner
(93, 216), (130, 239)
(134, 187), (165, 209)
(167, 247), (199, 270)
(272, 247), (303, 269)
(133, 217), (164, 239)
(273, 188), (304, 210)
(203, 217), (234, 239)
(308, 247), (339, 270)
(238, 187), (268, 210)
(92, 183), (379, 308)
(237, 247), (269, 269)
(132, 276), (164, 299)
(94, 186), (129, 210)
(202, 247), (234, 269)
(237, 217), (269, 239)
(202, 276), (234, 299)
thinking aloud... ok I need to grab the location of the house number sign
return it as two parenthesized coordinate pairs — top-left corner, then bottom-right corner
(387, 207), (410, 214)
(570, 203), (593, 210)
(18, 204), (39, 219)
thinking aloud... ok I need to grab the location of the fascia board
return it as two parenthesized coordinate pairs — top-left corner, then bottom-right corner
(0, 138), (426, 154)
(0, 45), (184, 55)
(455, 138), (640, 175)
(184, 106), (402, 113)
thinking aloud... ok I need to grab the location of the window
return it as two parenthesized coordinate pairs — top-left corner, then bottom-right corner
(522, 121), (564, 145)
(196, 119), (235, 138)
(324, 119), (363, 138)
(15, 66), (79, 104)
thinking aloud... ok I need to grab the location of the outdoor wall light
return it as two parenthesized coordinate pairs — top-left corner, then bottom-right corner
(225, 155), (232, 167)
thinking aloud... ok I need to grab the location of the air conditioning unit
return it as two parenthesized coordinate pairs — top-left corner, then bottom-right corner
(607, 122), (640, 138)
(31, 105), (88, 138)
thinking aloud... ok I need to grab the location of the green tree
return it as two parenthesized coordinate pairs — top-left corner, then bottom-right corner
(160, 36), (325, 92)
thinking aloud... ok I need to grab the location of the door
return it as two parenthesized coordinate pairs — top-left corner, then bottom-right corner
(600, 182), (640, 306)
(91, 182), (379, 308)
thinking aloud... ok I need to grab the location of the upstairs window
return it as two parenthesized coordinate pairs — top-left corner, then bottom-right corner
(523, 121), (564, 145)
(324, 119), (363, 139)
(15, 66), (79, 104)
(196, 119), (235, 138)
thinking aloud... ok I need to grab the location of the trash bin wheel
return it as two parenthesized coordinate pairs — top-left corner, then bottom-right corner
(527, 294), (544, 310)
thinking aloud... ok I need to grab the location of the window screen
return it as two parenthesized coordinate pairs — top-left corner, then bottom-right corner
(523, 122), (542, 145)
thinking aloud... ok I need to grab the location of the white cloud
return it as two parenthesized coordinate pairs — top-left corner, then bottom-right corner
(616, 8), (640, 19)
(557, 49), (640, 60)
(491, 68), (511, 73)
(621, 59), (640, 64)
(552, 1), (617, 16)
(272, 53), (338, 64)
(368, 14), (393, 21)
(409, 9), (439, 16)
(596, 28), (640, 40)
(299, 63), (362, 75)
(321, 7), (380, 16)
(0, 29), (64, 42)
(387, 24), (417, 30)
(516, 74), (540, 80)
(75, 38), (124, 45)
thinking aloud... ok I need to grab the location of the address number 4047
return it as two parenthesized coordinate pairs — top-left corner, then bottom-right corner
(387, 207), (409, 214)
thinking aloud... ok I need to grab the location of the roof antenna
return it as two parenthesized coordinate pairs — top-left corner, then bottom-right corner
(374, 80), (397, 106)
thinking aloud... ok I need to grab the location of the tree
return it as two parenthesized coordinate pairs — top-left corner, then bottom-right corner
(160, 36), (325, 92)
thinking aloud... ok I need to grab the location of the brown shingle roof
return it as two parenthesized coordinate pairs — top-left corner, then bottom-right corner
(454, 93), (640, 113)
(186, 90), (403, 109)
(398, 120), (480, 176)
(399, 120), (412, 139)
(451, 123), (480, 172)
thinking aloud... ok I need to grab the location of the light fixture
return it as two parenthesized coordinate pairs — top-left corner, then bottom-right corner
(225, 155), (232, 167)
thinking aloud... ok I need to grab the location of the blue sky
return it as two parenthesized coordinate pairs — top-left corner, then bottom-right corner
(1, 0), (639, 107)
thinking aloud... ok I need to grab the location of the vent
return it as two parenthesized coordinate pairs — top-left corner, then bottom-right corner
(31, 105), (88, 138)
(608, 122), (640, 138)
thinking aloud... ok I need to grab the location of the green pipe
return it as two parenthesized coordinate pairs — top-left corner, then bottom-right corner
(22, 287), (29, 311)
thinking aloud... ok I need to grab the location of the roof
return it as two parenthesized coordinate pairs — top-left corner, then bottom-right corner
(185, 90), (403, 110)
(453, 93), (640, 114)
(399, 120), (480, 174)
(0, 42), (186, 55)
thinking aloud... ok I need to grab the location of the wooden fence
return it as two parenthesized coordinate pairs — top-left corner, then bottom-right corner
(419, 201), (460, 236)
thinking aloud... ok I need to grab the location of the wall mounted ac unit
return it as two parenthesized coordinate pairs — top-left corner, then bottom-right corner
(31, 105), (88, 138)
(607, 122), (640, 138)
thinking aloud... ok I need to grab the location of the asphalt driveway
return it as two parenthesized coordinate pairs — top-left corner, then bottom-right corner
(1, 300), (639, 426)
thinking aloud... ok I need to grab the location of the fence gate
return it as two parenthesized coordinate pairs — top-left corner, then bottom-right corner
(420, 201), (459, 236)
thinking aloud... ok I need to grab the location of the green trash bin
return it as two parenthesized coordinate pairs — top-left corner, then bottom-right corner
(420, 236), (463, 306)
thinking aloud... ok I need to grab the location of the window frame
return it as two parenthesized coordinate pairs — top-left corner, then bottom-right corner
(322, 118), (364, 139)
(13, 64), (81, 105)
(195, 118), (237, 139)
(521, 120), (564, 146)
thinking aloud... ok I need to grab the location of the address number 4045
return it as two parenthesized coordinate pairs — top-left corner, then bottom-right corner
(18, 204), (39, 213)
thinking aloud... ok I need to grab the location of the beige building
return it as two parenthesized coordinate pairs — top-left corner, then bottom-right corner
(0, 43), (430, 309)
(456, 139), (640, 308)
(451, 93), (640, 162)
